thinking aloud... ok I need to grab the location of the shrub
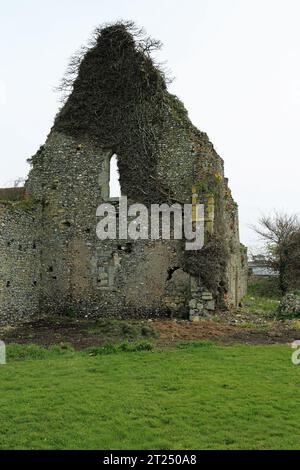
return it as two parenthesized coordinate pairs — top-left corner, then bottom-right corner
(7, 344), (48, 361)
(177, 341), (216, 350)
(247, 277), (281, 299)
(141, 324), (159, 338)
(84, 341), (153, 356)
(119, 341), (153, 352)
(278, 293), (300, 319)
(121, 324), (139, 338)
(84, 343), (117, 356)
(6, 343), (75, 361)
(63, 308), (77, 318)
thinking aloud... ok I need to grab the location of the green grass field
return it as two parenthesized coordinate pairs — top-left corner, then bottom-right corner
(1, 341), (300, 450)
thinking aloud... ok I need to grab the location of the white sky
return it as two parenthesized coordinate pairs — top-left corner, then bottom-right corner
(0, 0), (299, 247)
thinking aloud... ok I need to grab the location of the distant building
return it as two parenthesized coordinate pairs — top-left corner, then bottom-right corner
(248, 256), (278, 277)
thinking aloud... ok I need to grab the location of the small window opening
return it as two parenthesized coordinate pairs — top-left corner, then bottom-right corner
(62, 221), (71, 227)
(166, 266), (180, 281)
(109, 154), (121, 198)
(117, 243), (132, 253)
(6, 281), (10, 288)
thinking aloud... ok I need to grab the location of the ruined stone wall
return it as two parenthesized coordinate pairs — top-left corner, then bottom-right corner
(24, 120), (246, 319)
(225, 207), (248, 308)
(156, 100), (247, 311)
(0, 204), (40, 323)
(0, 122), (246, 323)
(26, 132), (191, 317)
(0, 22), (247, 323)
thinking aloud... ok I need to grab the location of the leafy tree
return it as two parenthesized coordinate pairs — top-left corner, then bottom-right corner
(252, 212), (300, 295)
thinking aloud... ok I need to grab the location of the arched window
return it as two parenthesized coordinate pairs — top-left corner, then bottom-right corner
(109, 154), (121, 198)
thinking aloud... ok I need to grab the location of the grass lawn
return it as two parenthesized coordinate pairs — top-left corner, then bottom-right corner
(0, 341), (300, 450)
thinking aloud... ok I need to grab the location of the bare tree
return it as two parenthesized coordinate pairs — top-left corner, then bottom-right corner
(252, 212), (300, 295)
(288, 229), (300, 286)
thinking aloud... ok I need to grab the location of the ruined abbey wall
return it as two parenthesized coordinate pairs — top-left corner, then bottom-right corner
(0, 22), (247, 323)
(0, 126), (247, 323)
(0, 115), (248, 323)
(0, 203), (40, 323)
(25, 131), (192, 317)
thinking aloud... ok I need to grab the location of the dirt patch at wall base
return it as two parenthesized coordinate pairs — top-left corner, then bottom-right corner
(0, 317), (299, 349)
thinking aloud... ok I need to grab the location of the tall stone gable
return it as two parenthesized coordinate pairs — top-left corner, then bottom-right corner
(0, 22), (247, 323)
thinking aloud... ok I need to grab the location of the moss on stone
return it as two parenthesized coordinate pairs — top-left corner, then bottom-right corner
(181, 235), (229, 305)
(0, 196), (37, 212)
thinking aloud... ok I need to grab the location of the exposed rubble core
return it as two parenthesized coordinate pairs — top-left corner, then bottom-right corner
(0, 22), (247, 323)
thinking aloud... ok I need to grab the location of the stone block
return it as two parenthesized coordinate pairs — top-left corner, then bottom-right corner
(202, 291), (213, 300)
(205, 300), (215, 311)
(189, 310), (200, 322)
(98, 272), (108, 280)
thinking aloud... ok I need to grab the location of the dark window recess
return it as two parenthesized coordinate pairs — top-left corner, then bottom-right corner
(18, 245), (22, 251)
(62, 221), (71, 227)
(6, 281), (10, 288)
(85, 228), (91, 234)
(48, 266), (54, 273)
(33, 280), (37, 286)
(7, 241), (11, 247)
(32, 242), (37, 249)
(52, 276), (57, 280)
(125, 243), (133, 253)
(117, 243), (132, 253)
(166, 266), (180, 281)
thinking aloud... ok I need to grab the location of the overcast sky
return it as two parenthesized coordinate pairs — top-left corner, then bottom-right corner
(0, 0), (299, 247)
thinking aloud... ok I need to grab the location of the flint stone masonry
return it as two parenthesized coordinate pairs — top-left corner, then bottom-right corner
(0, 23), (247, 323)
(0, 204), (40, 324)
